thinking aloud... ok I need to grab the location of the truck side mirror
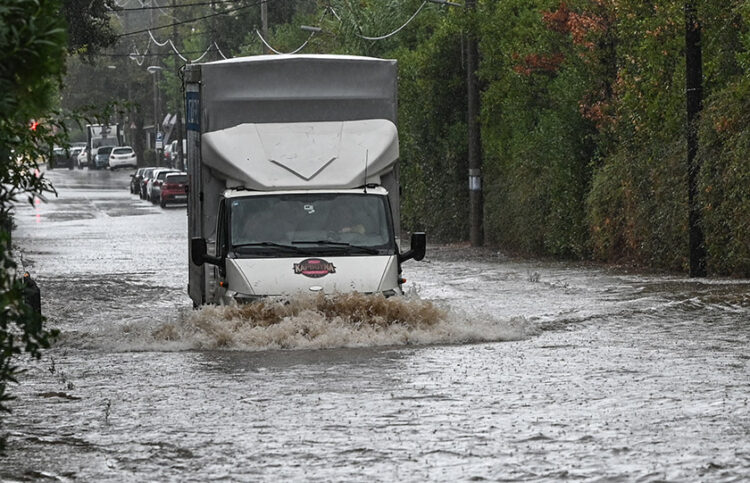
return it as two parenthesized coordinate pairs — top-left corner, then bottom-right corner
(398, 232), (426, 263)
(191, 237), (225, 268)
(191, 237), (207, 266)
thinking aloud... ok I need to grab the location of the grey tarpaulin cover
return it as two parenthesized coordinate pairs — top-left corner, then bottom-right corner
(196, 54), (398, 132)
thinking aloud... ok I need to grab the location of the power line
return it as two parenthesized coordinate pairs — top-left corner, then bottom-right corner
(253, 6), (330, 55)
(113, 0), (245, 11)
(98, 50), (220, 57)
(147, 29), (187, 61)
(128, 31), (227, 64)
(151, 0), (180, 22)
(111, 0), (178, 22)
(117, 0), (273, 38)
(255, 28), (315, 55)
(353, 1), (428, 41)
(254, 2), (432, 55)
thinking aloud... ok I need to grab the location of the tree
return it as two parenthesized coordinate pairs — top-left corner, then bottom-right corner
(63, 0), (119, 58)
(0, 0), (67, 450)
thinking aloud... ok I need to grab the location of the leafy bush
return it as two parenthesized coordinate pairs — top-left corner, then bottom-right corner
(479, 0), (600, 257)
(698, 78), (750, 276)
(396, 17), (470, 241)
(1, 0), (67, 449)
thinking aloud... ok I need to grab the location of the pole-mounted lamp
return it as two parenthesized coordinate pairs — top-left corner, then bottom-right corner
(300, 25), (323, 33)
(146, 65), (164, 163)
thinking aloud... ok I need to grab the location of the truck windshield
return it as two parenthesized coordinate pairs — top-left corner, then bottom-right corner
(92, 139), (117, 149)
(230, 193), (394, 255)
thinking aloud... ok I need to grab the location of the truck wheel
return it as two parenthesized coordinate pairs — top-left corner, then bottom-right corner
(160, 200), (167, 208)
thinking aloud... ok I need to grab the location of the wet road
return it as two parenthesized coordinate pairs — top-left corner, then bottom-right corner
(2, 168), (749, 481)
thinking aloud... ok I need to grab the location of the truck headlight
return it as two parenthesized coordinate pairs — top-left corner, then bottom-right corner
(233, 293), (264, 304)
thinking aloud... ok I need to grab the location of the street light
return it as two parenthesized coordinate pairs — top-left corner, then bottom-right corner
(146, 65), (163, 164)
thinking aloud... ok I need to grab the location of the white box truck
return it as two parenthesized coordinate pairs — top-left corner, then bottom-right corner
(185, 55), (425, 306)
(86, 123), (122, 169)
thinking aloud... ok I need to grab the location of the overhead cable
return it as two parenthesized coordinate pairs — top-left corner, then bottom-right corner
(254, 6), (330, 55)
(148, 30), (188, 61)
(117, 0), (273, 37)
(353, 1), (428, 41)
(150, 0), (180, 22)
(130, 31), (227, 64)
(99, 49), (222, 57)
(113, 0), (240, 10)
(255, 29), (315, 55)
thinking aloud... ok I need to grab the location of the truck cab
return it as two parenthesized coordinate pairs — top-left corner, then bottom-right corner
(192, 188), (424, 304)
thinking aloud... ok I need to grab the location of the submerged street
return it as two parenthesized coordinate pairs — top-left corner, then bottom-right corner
(2, 168), (749, 481)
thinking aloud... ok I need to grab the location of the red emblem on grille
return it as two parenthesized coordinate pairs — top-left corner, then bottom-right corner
(293, 258), (336, 278)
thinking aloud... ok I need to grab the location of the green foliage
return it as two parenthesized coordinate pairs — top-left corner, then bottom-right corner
(697, 77), (750, 276)
(1, 0), (67, 449)
(0, 0), (67, 118)
(585, 0), (749, 273)
(586, 1), (690, 269)
(479, 0), (598, 257)
(63, 0), (118, 58)
(396, 14), (470, 241)
(588, 139), (689, 269)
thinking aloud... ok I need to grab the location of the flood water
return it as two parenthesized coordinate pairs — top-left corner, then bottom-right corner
(2, 168), (749, 481)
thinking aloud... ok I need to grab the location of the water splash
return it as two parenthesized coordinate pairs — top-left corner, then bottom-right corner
(63, 293), (535, 352)
(152, 293), (535, 351)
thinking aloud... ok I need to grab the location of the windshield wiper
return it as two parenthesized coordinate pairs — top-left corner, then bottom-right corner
(292, 240), (380, 255)
(233, 242), (308, 254)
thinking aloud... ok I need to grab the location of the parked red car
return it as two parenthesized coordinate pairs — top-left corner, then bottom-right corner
(159, 172), (187, 208)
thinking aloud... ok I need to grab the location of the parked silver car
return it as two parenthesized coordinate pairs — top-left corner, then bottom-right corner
(146, 168), (179, 203)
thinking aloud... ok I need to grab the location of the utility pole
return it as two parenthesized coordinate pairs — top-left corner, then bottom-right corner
(261, 0), (270, 54)
(151, 67), (160, 166)
(124, 7), (136, 162)
(173, 0), (185, 171)
(466, 0), (483, 246)
(150, 0), (160, 166)
(685, 1), (706, 277)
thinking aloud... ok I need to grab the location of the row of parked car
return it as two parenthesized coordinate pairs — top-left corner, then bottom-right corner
(50, 144), (138, 170)
(50, 143), (85, 169)
(130, 167), (188, 208)
(163, 139), (186, 169)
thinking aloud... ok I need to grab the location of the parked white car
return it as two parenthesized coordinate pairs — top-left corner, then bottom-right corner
(108, 146), (138, 169)
(77, 146), (89, 168)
